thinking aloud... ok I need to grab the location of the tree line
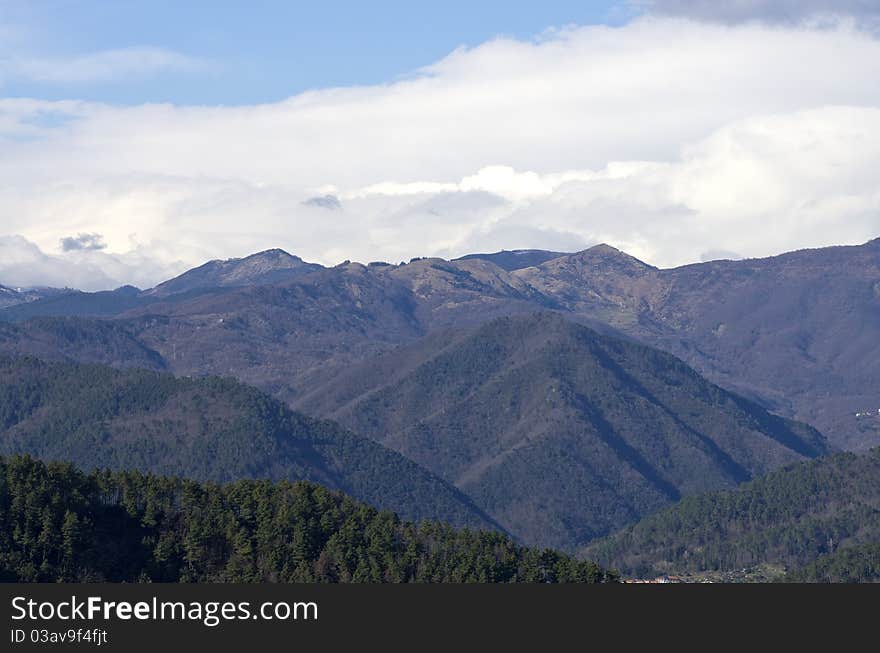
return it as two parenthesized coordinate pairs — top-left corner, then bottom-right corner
(0, 454), (616, 583)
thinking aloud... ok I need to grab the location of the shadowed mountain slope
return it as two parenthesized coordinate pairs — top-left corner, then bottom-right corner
(296, 313), (828, 550)
(0, 356), (495, 531)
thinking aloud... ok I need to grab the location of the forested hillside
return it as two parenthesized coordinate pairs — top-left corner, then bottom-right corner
(0, 455), (615, 583)
(0, 316), (166, 370)
(300, 313), (828, 550)
(585, 448), (880, 578)
(786, 542), (880, 583)
(0, 356), (493, 530)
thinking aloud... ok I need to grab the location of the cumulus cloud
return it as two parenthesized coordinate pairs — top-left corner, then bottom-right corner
(0, 234), (190, 291)
(1, 18), (880, 288)
(0, 234), (113, 289)
(60, 232), (107, 251)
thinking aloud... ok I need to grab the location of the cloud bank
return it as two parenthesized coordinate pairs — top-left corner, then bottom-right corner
(1, 17), (879, 289)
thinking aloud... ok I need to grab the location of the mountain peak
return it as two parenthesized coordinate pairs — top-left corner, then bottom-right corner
(581, 243), (647, 262)
(242, 248), (301, 262)
(585, 243), (622, 254)
(147, 248), (322, 297)
(531, 243), (654, 276)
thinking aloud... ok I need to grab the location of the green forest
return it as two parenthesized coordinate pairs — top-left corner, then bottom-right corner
(786, 542), (880, 583)
(0, 355), (493, 530)
(584, 448), (880, 580)
(0, 454), (616, 583)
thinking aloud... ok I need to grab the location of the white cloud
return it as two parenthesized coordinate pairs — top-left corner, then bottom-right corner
(0, 233), (195, 292)
(448, 107), (880, 265)
(1, 18), (880, 288)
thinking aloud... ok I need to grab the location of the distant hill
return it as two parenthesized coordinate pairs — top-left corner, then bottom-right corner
(0, 454), (615, 583)
(0, 285), (70, 310)
(0, 285), (24, 309)
(455, 249), (568, 271)
(0, 285), (151, 322)
(584, 448), (880, 579)
(0, 356), (494, 531)
(297, 313), (828, 550)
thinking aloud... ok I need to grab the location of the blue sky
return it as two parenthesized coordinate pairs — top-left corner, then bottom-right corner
(2, 0), (631, 105)
(1, 1), (879, 289)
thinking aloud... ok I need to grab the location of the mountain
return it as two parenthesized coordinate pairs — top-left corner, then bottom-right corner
(146, 249), (323, 297)
(0, 285), (33, 309)
(454, 249), (569, 271)
(516, 239), (880, 450)
(126, 263), (427, 395)
(584, 447), (880, 579)
(0, 285), (70, 310)
(0, 250), (323, 322)
(0, 356), (495, 531)
(0, 285), (22, 309)
(2, 238), (878, 450)
(0, 285), (149, 322)
(514, 244), (660, 329)
(103, 258), (551, 400)
(296, 313), (828, 550)
(0, 454), (615, 583)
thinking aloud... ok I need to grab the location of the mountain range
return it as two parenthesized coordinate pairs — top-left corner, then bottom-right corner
(0, 238), (878, 556)
(3, 239), (876, 451)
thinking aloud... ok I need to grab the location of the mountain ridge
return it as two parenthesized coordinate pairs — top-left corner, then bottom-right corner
(146, 248), (324, 297)
(1, 237), (878, 450)
(296, 312), (829, 550)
